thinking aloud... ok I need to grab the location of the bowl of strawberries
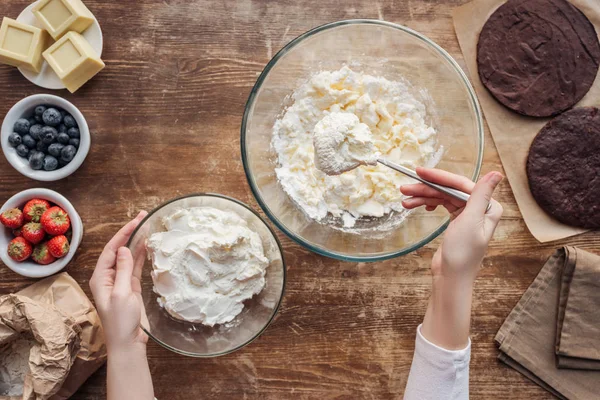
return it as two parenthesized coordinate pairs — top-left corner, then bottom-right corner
(0, 188), (82, 278)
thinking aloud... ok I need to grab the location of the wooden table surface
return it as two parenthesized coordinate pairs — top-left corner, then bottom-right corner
(1, 0), (599, 398)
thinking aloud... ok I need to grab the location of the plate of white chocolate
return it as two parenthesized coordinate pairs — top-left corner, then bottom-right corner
(0, 0), (104, 92)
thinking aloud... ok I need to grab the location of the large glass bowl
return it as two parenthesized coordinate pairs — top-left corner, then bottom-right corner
(241, 20), (483, 261)
(127, 194), (286, 357)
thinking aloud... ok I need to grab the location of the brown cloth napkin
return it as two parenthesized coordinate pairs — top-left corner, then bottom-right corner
(555, 248), (600, 371)
(495, 247), (600, 399)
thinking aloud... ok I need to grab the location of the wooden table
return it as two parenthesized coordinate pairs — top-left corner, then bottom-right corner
(1, 0), (598, 398)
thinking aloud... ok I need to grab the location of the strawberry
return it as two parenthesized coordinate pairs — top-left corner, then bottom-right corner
(12, 227), (23, 237)
(7, 237), (33, 262)
(47, 235), (70, 258)
(64, 228), (72, 242)
(23, 199), (51, 223)
(40, 206), (70, 235)
(22, 222), (45, 244)
(0, 208), (24, 229)
(32, 242), (56, 265)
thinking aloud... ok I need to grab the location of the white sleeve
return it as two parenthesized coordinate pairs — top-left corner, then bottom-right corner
(404, 324), (471, 400)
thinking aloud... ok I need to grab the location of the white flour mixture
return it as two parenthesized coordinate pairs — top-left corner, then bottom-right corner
(313, 112), (379, 175)
(147, 207), (269, 326)
(272, 66), (439, 228)
(0, 338), (33, 396)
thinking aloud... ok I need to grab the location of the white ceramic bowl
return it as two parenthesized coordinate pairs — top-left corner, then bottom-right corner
(17, 0), (104, 90)
(1, 94), (91, 181)
(0, 188), (83, 278)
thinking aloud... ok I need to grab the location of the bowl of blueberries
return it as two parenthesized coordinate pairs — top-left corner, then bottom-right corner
(1, 94), (90, 181)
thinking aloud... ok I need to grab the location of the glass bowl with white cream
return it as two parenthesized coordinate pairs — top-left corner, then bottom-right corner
(241, 20), (484, 261)
(127, 194), (285, 357)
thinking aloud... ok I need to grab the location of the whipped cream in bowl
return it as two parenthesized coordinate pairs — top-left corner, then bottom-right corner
(313, 112), (380, 176)
(241, 20), (484, 261)
(147, 207), (269, 327)
(127, 194), (285, 357)
(272, 66), (442, 231)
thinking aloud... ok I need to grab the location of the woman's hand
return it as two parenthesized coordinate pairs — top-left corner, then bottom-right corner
(90, 211), (148, 353)
(400, 168), (503, 350)
(401, 168), (504, 282)
(90, 211), (154, 400)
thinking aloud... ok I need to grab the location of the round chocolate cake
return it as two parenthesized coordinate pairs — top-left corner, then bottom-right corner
(477, 0), (600, 117)
(527, 107), (600, 228)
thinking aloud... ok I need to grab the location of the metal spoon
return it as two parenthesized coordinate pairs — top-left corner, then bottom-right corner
(377, 158), (492, 212)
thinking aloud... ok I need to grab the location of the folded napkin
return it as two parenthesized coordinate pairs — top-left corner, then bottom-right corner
(495, 247), (600, 400)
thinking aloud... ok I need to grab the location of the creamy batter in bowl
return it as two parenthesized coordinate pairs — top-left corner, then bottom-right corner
(147, 207), (270, 326)
(272, 67), (442, 229)
(127, 194), (285, 357)
(242, 20), (484, 261)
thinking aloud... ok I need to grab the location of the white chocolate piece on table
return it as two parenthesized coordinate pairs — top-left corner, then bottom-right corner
(0, 17), (50, 73)
(43, 31), (104, 93)
(32, 0), (94, 40)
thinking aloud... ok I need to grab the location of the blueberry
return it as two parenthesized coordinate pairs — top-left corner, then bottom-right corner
(29, 124), (44, 140)
(67, 127), (80, 138)
(63, 115), (77, 128)
(22, 134), (36, 149)
(58, 157), (69, 168)
(58, 124), (67, 134)
(8, 132), (22, 147)
(42, 108), (62, 126)
(68, 138), (80, 148)
(13, 118), (30, 135)
(41, 126), (58, 144)
(28, 150), (40, 161)
(43, 155), (59, 171)
(35, 105), (47, 116)
(29, 151), (45, 170)
(35, 115), (43, 123)
(28, 117), (37, 126)
(61, 145), (77, 162)
(16, 144), (29, 158)
(57, 133), (70, 145)
(48, 143), (64, 157)
(36, 141), (49, 153)
(60, 109), (67, 117)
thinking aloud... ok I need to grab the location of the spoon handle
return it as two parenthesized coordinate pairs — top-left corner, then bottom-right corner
(377, 158), (491, 212)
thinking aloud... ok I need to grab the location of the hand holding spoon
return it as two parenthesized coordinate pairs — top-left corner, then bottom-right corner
(377, 158), (492, 212)
(312, 113), (490, 211)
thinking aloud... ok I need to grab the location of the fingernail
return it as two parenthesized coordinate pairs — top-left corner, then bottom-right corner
(119, 246), (133, 259)
(491, 172), (503, 184)
(136, 210), (147, 219)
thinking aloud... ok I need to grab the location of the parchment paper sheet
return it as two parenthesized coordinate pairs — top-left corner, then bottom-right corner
(452, 0), (600, 242)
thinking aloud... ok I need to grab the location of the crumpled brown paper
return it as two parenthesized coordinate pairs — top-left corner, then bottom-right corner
(452, 0), (600, 242)
(0, 273), (107, 400)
